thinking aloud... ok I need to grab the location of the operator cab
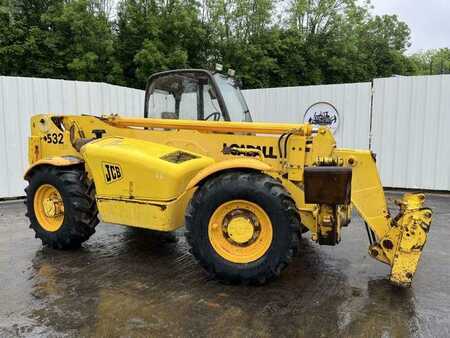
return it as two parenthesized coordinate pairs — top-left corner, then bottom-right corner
(144, 69), (252, 122)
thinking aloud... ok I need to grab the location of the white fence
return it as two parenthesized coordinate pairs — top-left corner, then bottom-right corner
(244, 82), (372, 149)
(0, 77), (144, 198)
(371, 75), (450, 190)
(1, 75), (449, 198)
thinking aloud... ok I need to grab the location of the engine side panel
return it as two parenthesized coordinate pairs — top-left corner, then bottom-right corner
(81, 137), (214, 230)
(81, 137), (214, 201)
(95, 189), (195, 231)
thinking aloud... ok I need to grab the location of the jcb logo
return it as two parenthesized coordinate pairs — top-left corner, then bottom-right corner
(103, 163), (123, 183)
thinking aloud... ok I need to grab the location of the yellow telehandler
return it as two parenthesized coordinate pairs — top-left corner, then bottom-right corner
(24, 69), (432, 286)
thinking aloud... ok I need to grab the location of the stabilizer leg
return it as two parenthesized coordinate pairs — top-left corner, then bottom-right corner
(369, 193), (432, 287)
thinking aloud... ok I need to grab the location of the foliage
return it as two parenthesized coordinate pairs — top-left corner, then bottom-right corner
(116, 0), (207, 87)
(0, 0), (445, 89)
(0, 0), (119, 81)
(410, 48), (450, 75)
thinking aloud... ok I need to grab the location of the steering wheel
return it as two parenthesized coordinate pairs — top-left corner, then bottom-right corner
(204, 112), (221, 121)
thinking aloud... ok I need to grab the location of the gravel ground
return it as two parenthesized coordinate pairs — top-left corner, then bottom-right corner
(0, 191), (449, 338)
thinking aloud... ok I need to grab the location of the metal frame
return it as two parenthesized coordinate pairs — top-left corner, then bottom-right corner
(144, 69), (231, 121)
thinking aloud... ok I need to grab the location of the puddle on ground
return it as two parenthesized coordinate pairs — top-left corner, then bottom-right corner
(0, 193), (449, 337)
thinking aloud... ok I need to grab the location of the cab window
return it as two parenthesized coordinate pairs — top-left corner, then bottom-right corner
(146, 73), (223, 121)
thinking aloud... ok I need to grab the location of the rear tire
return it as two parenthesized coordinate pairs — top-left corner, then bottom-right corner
(25, 165), (99, 249)
(185, 171), (300, 285)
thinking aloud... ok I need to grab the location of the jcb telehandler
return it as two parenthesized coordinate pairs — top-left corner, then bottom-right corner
(25, 69), (432, 286)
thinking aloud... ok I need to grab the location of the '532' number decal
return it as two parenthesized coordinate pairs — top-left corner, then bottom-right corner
(43, 133), (64, 144)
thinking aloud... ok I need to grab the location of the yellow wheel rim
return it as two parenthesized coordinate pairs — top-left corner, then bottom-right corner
(33, 184), (64, 232)
(208, 200), (273, 263)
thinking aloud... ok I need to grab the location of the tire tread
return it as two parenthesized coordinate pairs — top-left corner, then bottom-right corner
(25, 165), (99, 249)
(185, 171), (300, 285)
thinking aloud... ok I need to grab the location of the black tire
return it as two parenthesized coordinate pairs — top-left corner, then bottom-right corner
(25, 165), (99, 249)
(185, 171), (300, 285)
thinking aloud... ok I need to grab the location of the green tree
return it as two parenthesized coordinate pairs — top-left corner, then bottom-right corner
(115, 0), (208, 88)
(45, 0), (121, 82)
(0, 0), (120, 82)
(282, 0), (415, 85)
(0, 0), (63, 77)
(200, 0), (278, 87)
(410, 48), (450, 75)
(0, 0), (443, 90)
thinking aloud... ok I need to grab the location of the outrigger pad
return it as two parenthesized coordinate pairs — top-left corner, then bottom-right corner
(304, 166), (352, 205)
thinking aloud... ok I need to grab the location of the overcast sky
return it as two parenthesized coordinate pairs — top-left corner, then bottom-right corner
(368, 0), (450, 53)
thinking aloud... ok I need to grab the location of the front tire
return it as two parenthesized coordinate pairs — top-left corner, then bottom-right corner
(25, 165), (99, 249)
(185, 171), (300, 284)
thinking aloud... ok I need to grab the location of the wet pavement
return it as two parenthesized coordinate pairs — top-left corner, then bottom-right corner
(0, 191), (449, 338)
